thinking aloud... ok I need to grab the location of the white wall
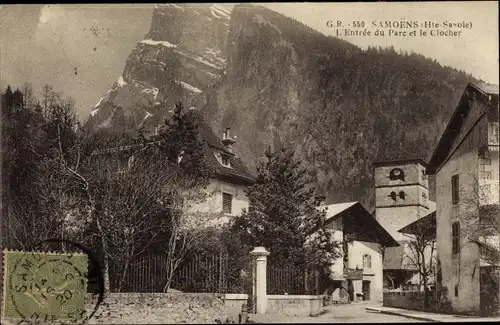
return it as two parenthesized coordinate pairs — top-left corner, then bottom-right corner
(435, 148), (481, 314)
(188, 178), (250, 220)
(347, 240), (384, 302)
(324, 217), (344, 279)
(478, 147), (499, 206)
(323, 218), (385, 301)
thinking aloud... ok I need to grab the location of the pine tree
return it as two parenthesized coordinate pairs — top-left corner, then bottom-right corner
(232, 145), (340, 270)
(158, 101), (215, 183)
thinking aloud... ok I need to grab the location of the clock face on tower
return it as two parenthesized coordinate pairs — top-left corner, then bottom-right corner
(389, 168), (405, 182)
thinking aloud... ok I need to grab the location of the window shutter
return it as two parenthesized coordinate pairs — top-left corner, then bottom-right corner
(452, 175), (460, 203)
(222, 193), (232, 214)
(452, 222), (460, 255)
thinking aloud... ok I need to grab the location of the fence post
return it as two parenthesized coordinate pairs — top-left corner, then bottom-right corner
(314, 269), (319, 295)
(250, 247), (270, 314)
(304, 268), (309, 294)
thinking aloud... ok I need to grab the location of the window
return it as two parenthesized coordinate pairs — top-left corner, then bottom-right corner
(480, 171), (492, 180)
(452, 221), (460, 255)
(421, 170), (427, 181)
(222, 193), (232, 214)
(389, 191), (397, 202)
(389, 168), (405, 181)
(221, 155), (231, 167)
(451, 175), (459, 204)
(362, 254), (372, 269)
(399, 191), (406, 200)
(454, 284), (459, 297)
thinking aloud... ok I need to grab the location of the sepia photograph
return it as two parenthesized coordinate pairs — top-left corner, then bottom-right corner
(0, 2), (499, 324)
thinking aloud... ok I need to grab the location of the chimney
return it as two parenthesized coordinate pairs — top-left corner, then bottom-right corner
(222, 127), (236, 152)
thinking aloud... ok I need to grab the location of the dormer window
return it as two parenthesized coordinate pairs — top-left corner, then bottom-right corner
(215, 151), (232, 168)
(221, 155), (231, 167)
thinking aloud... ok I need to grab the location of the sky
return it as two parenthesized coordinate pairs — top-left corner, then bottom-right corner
(1, 2), (498, 120)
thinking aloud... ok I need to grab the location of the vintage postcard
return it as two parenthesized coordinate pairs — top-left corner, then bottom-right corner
(0, 2), (498, 324)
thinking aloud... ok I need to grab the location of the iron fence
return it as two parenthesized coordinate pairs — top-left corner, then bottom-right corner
(267, 263), (319, 295)
(87, 251), (228, 293)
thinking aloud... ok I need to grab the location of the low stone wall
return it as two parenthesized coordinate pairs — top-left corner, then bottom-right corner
(383, 291), (428, 311)
(383, 291), (449, 314)
(266, 295), (323, 317)
(85, 292), (249, 324)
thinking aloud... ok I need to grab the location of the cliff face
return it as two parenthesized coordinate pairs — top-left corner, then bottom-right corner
(85, 4), (231, 133)
(200, 4), (476, 208)
(86, 4), (479, 209)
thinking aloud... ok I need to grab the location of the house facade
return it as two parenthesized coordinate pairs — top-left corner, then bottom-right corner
(321, 202), (399, 303)
(93, 108), (255, 221)
(181, 110), (255, 219)
(373, 159), (436, 290)
(426, 82), (499, 316)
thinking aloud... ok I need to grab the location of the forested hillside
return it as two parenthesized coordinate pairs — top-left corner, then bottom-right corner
(199, 4), (477, 209)
(82, 4), (480, 209)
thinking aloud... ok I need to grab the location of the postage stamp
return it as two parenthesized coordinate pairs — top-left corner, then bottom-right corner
(2, 250), (88, 324)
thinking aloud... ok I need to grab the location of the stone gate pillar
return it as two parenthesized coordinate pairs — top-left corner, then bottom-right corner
(250, 247), (270, 314)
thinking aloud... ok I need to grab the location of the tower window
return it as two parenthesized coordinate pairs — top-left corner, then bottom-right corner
(451, 175), (459, 204)
(389, 168), (405, 181)
(454, 284), (459, 297)
(399, 191), (406, 200)
(452, 221), (460, 255)
(389, 191), (397, 202)
(222, 192), (233, 214)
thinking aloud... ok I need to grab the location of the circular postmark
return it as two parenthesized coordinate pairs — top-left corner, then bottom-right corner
(5, 238), (104, 325)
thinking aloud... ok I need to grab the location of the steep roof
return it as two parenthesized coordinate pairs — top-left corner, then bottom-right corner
(427, 82), (499, 174)
(470, 82), (499, 96)
(373, 158), (427, 168)
(323, 202), (358, 221)
(92, 109), (255, 185)
(398, 211), (436, 240)
(322, 202), (399, 247)
(183, 109), (256, 184)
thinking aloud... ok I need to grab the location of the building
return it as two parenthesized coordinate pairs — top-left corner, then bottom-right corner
(180, 109), (255, 218)
(92, 108), (255, 219)
(373, 159), (436, 290)
(397, 211), (438, 291)
(320, 201), (399, 303)
(426, 82), (499, 316)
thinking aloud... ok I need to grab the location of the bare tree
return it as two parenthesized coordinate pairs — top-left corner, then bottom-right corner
(401, 231), (436, 307)
(89, 146), (179, 292)
(160, 172), (222, 293)
(458, 170), (500, 266)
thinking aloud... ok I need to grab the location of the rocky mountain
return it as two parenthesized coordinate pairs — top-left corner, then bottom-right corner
(85, 4), (480, 209)
(84, 4), (231, 133)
